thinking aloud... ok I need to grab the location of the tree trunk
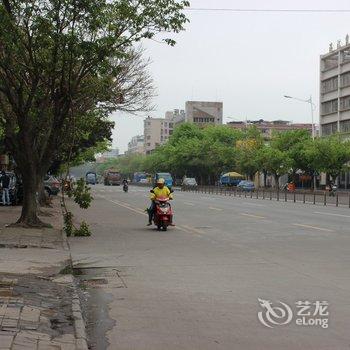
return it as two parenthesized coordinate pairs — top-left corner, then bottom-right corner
(274, 174), (280, 189)
(16, 170), (46, 227)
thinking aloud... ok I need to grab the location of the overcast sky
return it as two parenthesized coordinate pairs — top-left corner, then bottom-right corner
(111, 0), (350, 152)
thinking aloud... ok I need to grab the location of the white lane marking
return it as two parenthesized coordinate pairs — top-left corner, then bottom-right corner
(293, 223), (333, 232)
(314, 211), (350, 219)
(183, 202), (194, 206)
(209, 207), (223, 211)
(242, 202), (264, 207)
(240, 213), (265, 219)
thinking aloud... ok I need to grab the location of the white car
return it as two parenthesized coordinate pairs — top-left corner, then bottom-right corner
(182, 178), (198, 186)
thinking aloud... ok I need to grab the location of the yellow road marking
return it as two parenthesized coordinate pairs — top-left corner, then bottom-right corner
(240, 213), (265, 219)
(183, 202), (195, 206)
(107, 199), (147, 216)
(209, 207), (223, 211)
(181, 225), (204, 235)
(293, 223), (333, 232)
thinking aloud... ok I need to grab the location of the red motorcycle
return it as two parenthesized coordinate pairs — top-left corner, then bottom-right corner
(153, 196), (173, 231)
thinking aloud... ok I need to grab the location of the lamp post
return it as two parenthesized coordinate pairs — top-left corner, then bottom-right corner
(284, 95), (317, 189)
(284, 95), (316, 139)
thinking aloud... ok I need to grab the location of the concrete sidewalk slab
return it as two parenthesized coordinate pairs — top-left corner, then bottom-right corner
(0, 199), (88, 350)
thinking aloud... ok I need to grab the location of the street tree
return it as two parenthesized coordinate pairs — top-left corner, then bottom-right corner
(256, 146), (292, 188)
(235, 127), (264, 179)
(304, 136), (350, 182)
(0, 0), (189, 226)
(270, 129), (312, 181)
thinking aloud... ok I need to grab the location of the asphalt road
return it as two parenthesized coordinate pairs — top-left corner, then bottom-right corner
(69, 184), (350, 350)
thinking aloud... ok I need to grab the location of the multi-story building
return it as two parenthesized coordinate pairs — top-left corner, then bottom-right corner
(165, 109), (186, 125)
(320, 37), (350, 189)
(143, 115), (174, 154)
(320, 37), (350, 137)
(127, 135), (144, 155)
(101, 148), (119, 158)
(185, 101), (223, 126)
(227, 119), (313, 139)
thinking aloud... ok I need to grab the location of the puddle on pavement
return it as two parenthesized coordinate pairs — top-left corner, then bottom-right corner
(74, 267), (117, 350)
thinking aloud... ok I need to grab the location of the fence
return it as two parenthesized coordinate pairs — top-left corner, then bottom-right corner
(181, 185), (350, 208)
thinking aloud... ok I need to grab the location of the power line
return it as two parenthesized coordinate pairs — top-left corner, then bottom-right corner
(186, 8), (350, 13)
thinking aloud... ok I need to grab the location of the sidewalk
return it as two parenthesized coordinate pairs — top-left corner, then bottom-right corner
(0, 201), (88, 350)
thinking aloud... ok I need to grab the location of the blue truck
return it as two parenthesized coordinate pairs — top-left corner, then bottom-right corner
(219, 172), (244, 187)
(154, 172), (173, 189)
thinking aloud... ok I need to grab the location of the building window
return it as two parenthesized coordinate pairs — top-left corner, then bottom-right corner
(322, 77), (338, 93)
(210, 118), (215, 123)
(169, 130), (173, 135)
(322, 122), (338, 136)
(341, 72), (350, 88)
(321, 99), (338, 115)
(169, 123), (173, 128)
(147, 142), (151, 146)
(340, 95), (350, 111)
(340, 120), (350, 133)
(147, 135), (151, 140)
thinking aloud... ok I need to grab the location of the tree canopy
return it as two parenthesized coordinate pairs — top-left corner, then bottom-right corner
(0, 0), (189, 225)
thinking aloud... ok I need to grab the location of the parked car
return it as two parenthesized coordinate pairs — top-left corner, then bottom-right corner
(44, 175), (60, 195)
(0, 172), (21, 205)
(237, 180), (255, 192)
(182, 177), (198, 187)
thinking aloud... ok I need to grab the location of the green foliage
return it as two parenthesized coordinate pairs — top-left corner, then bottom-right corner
(270, 129), (312, 174)
(68, 179), (93, 209)
(0, 0), (189, 225)
(257, 146), (291, 177)
(73, 221), (91, 237)
(63, 211), (91, 237)
(63, 212), (74, 237)
(97, 124), (350, 188)
(303, 136), (350, 179)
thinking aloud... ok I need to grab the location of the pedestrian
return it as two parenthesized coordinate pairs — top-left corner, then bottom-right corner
(0, 170), (11, 206)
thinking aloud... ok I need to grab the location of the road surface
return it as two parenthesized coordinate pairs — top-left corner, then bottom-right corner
(69, 184), (350, 350)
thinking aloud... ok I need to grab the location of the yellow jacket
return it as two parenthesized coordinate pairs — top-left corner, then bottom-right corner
(150, 186), (173, 201)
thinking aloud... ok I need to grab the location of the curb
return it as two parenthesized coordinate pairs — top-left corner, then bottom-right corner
(72, 280), (89, 350)
(59, 229), (89, 350)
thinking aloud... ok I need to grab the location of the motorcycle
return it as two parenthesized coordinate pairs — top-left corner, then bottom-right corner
(153, 196), (173, 231)
(123, 183), (128, 192)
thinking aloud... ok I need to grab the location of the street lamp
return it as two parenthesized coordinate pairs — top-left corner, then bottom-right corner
(283, 95), (316, 140)
(284, 94), (317, 190)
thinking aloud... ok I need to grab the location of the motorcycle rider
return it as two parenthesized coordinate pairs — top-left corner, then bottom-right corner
(122, 178), (128, 191)
(147, 178), (173, 226)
